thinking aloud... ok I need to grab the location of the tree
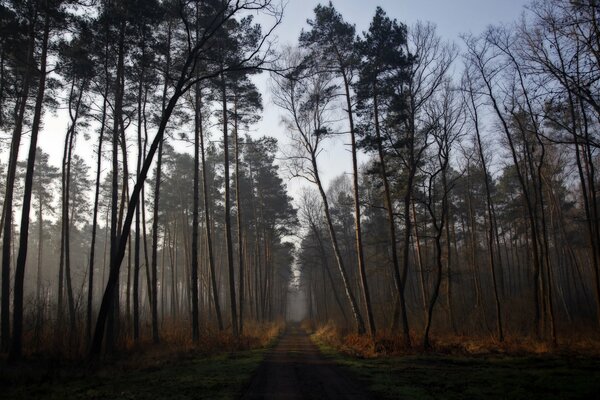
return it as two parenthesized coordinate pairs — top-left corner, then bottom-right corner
(355, 6), (411, 344)
(300, 1), (375, 337)
(57, 15), (94, 342)
(421, 80), (465, 348)
(9, 0), (54, 361)
(462, 66), (504, 341)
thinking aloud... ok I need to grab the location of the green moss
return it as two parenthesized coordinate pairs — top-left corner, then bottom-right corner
(1, 349), (266, 400)
(314, 341), (600, 400)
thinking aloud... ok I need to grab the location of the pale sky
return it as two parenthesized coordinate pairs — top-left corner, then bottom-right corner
(35, 0), (531, 206)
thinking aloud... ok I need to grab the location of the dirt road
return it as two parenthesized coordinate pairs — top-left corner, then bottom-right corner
(240, 324), (374, 400)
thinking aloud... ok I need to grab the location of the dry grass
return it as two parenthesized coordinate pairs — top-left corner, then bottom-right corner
(113, 319), (284, 371)
(311, 321), (600, 358)
(14, 317), (285, 367)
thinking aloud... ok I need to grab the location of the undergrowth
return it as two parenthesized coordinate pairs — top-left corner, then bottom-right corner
(310, 320), (600, 358)
(10, 318), (284, 365)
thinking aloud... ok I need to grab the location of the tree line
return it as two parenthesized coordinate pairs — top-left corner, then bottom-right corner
(283, 0), (600, 348)
(0, 0), (295, 362)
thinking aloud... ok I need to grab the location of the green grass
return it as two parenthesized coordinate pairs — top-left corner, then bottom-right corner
(1, 349), (266, 400)
(316, 342), (600, 400)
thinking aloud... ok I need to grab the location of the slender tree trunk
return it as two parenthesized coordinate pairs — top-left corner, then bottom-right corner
(106, 20), (125, 352)
(151, 138), (163, 344)
(191, 81), (201, 342)
(87, 83), (107, 344)
(373, 89), (408, 344)
(233, 97), (245, 335)
(467, 85), (504, 341)
(8, 9), (49, 361)
(133, 44), (146, 342)
(342, 71), (375, 337)
(222, 76), (239, 337)
(61, 79), (85, 342)
(423, 177), (447, 349)
(35, 193), (44, 342)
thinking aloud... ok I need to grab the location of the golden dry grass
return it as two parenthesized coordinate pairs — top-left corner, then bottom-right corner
(15, 317), (285, 365)
(311, 321), (600, 358)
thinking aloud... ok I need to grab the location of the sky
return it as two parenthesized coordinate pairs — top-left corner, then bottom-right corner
(35, 0), (532, 207)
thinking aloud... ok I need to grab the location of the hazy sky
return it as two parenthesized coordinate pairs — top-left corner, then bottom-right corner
(37, 0), (531, 206)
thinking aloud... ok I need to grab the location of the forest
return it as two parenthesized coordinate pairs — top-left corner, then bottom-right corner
(1, 0), (600, 398)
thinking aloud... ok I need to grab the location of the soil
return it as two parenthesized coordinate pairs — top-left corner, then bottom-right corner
(240, 324), (375, 400)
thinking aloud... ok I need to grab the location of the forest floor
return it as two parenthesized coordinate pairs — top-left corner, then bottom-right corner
(1, 346), (267, 399)
(315, 340), (600, 399)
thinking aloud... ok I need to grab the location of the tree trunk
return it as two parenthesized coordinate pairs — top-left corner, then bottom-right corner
(312, 153), (366, 335)
(373, 89), (409, 345)
(222, 76), (239, 337)
(191, 82), (201, 342)
(106, 20), (125, 352)
(468, 85), (504, 341)
(342, 72), (375, 337)
(8, 9), (50, 361)
(233, 95), (245, 335)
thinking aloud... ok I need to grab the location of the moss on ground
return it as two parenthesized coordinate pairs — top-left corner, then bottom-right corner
(1, 349), (265, 400)
(316, 343), (600, 400)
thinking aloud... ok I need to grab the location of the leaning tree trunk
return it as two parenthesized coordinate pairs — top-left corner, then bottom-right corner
(312, 154), (366, 335)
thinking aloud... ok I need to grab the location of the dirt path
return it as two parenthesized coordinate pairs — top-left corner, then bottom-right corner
(240, 324), (374, 400)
